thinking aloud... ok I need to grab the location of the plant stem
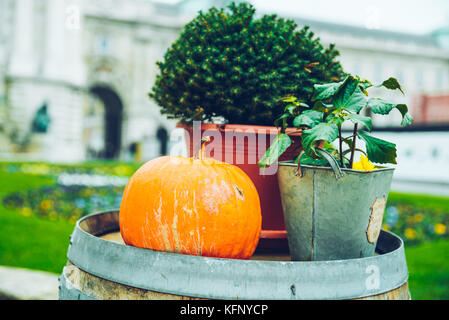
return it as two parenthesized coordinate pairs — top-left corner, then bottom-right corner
(349, 123), (358, 168)
(338, 126), (344, 168)
(194, 136), (211, 160)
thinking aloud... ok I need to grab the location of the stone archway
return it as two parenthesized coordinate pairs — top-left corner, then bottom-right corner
(88, 85), (123, 159)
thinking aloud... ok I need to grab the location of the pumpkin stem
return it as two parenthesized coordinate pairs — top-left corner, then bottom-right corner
(194, 136), (211, 160)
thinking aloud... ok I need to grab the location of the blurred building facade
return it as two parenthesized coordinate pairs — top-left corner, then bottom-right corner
(0, 0), (229, 162)
(289, 17), (449, 128)
(0, 0), (448, 162)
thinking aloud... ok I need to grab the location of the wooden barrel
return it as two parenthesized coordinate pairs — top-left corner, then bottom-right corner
(59, 211), (411, 300)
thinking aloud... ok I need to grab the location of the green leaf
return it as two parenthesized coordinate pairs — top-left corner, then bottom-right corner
(302, 123), (339, 157)
(258, 133), (292, 168)
(312, 76), (348, 101)
(293, 114), (315, 128)
(339, 87), (368, 113)
(284, 104), (297, 115)
(401, 112), (414, 127)
(322, 141), (337, 150)
(297, 102), (311, 109)
(293, 110), (323, 128)
(367, 98), (395, 115)
(396, 104), (414, 126)
(280, 96), (298, 103)
(357, 131), (397, 164)
(274, 113), (290, 128)
(326, 114), (345, 127)
(295, 143), (339, 166)
(368, 99), (414, 126)
(333, 76), (360, 109)
(330, 76), (369, 113)
(312, 101), (334, 113)
(342, 137), (353, 149)
(360, 79), (373, 90)
(377, 77), (404, 94)
(314, 75), (368, 114)
(346, 113), (372, 131)
(296, 152), (329, 166)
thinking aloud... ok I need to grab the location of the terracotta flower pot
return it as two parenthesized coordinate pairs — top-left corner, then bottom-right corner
(177, 122), (302, 241)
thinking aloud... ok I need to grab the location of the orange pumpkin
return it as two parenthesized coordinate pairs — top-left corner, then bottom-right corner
(119, 137), (262, 259)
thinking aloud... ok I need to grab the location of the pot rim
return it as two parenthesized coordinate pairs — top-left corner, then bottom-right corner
(176, 122), (302, 136)
(278, 160), (395, 174)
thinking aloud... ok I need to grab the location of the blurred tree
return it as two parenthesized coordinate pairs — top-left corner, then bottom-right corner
(150, 2), (346, 125)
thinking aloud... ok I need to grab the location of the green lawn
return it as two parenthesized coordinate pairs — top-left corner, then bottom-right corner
(405, 240), (449, 300)
(0, 161), (142, 274)
(0, 172), (73, 273)
(0, 163), (448, 299)
(378, 191), (449, 299)
(389, 191), (449, 213)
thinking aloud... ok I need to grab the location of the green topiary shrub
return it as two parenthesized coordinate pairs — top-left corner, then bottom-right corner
(149, 2), (346, 126)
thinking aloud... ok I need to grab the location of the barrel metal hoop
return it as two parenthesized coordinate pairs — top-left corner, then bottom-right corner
(67, 211), (409, 300)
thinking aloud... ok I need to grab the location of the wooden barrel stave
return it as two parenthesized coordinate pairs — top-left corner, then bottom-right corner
(60, 263), (410, 300)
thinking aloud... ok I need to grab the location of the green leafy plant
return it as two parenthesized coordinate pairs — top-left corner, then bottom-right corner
(149, 2), (345, 125)
(259, 75), (414, 169)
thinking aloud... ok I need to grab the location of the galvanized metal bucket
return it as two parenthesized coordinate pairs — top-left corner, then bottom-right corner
(278, 160), (395, 261)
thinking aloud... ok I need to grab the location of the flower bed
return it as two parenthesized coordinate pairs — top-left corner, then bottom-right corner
(384, 199), (448, 245)
(0, 161), (141, 177)
(0, 161), (136, 224)
(3, 185), (124, 224)
(0, 162), (447, 245)
(2, 183), (447, 246)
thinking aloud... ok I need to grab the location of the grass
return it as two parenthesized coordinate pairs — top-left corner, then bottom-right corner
(0, 172), (74, 274)
(389, 191), (449, 213)
(388, 191), (449, 299)
(405, 240), (449, 300)
(0, 164), (448, 299)
(0, 161), (141, 275)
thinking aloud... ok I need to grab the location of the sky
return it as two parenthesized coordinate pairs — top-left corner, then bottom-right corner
(250, 0), (449, 35)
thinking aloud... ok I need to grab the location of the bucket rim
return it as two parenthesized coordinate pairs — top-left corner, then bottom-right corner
(278, 160), (395, 174)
